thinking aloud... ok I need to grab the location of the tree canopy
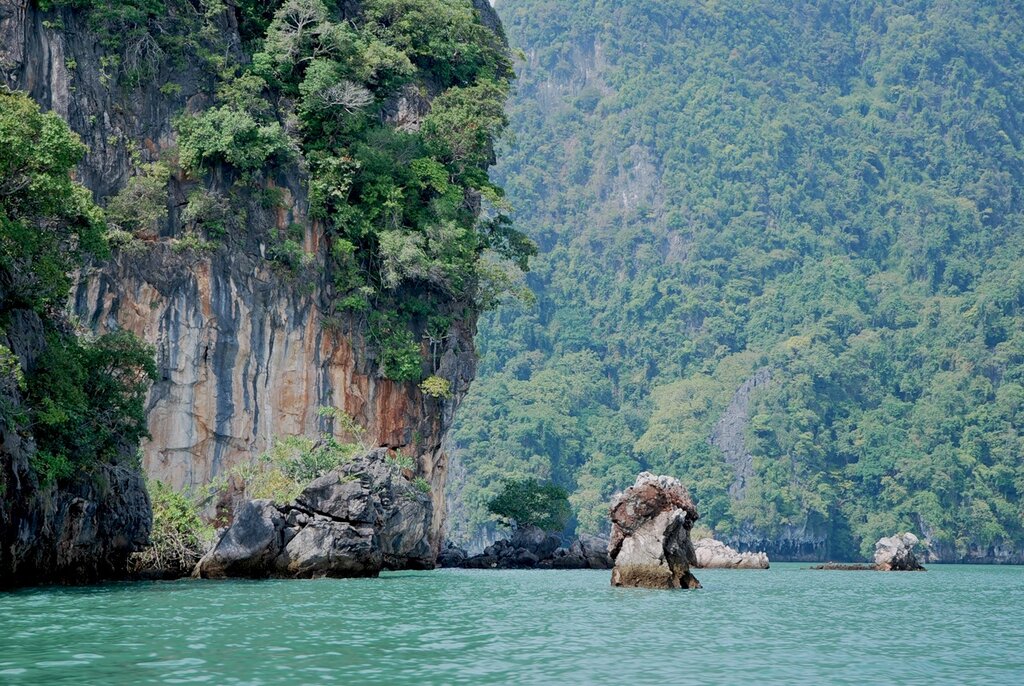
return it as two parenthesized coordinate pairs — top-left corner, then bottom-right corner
(487, 478), (572, 532)
(450, 0), (1024, 559)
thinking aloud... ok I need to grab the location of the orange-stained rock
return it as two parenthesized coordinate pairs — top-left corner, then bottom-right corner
(76, 243), (476, 559)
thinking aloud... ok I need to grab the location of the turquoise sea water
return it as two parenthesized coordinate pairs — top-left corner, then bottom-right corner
(1, 564), (1022, 685)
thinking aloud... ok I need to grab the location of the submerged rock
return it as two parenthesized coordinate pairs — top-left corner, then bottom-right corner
(194, 449), (432, 579)
(874, 532), (925, 571)
(694, 538), (770, 569)
(608, 473), (701, 589)
(809, 562), (877, 571)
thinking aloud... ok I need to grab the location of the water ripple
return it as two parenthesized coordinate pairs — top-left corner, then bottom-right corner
(1, 565), (1022, 684)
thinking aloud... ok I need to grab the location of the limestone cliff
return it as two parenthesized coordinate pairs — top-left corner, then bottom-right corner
(1, 0), (506, 563)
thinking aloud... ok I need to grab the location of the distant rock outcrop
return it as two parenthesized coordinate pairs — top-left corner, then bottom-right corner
(194, 449), (432, 579)
(874, 533), (925, 571)
(811, 532), (926, 571)
(694, 538), (770, 569)
(441, 526), (612, 570)
(608, 473), (701, 589)
(710, 368), (771, 499)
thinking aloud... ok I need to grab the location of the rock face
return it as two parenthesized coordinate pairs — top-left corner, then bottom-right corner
(710, 367), (771, 500)
(693, 538), (770, 569)
(608, 473), (701, 589)
(443, 527), (612, 570)
(195, 449), (432, 578)
(0, 0), (506, 567)
(874, 533), (925, 571)
(1, 309), (151, 587)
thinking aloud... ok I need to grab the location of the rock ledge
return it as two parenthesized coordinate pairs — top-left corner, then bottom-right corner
(694, 538), (770, 569)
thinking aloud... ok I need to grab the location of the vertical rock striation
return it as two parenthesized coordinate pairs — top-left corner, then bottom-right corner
(1, 0), (506, 569)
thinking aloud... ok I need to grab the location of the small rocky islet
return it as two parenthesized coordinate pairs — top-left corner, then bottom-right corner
(811, 533), (926, 572)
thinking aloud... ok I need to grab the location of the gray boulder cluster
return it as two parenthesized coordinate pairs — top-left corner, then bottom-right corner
(438, 526), (612, 569)
(812, 532), (926, 571)
(693, 537), (770, 569)
(194, 449), (432, 578)
(608, 472), (702, 589)
(874, 532), (925, 571)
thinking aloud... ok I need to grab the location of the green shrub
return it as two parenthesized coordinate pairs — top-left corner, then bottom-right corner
(386, 452), (415, 472)
(266, 238), (310, 271)
(171, 232), (216, 253)
(487, 478), (572, 532)
(0, 89), (106, 311)
(26, 329), (157, 484)
(229, 433), (361, 503)
(368, 311), (422, 382)
(181, 188), (229, 238)
(104, 162), (170, 237)
(129, 480), (215, 576)
(176, 106), (292, 174)
(419, 374), (452, 399)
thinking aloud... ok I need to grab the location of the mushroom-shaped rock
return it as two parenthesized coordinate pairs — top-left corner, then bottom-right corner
(874, 532), (925, 571)
(693, 538), (770, 569)
(608, 473), (701, 589)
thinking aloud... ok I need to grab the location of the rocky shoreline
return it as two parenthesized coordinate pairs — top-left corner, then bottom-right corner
(438, 528), (612, 570)
(193, 450), (433, 579)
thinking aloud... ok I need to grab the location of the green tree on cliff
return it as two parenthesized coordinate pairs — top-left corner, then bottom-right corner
(1, 89), (156, 484)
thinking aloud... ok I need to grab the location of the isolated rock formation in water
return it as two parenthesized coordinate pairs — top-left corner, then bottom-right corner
(693, 538), (770, 569)
(874, 532), (925, 571)
(608, 473), (701, 589)
(195, 450), (432, 578)
(442, 528), (612, 569)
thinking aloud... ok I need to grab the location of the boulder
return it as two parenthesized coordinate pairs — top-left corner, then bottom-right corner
(874, 532), (925, 571)
(608, 472), (701, 589)
(194, 449), (432, 578)
(445, 529), (612, 570)
(510, 525), (562, 560)
(437, 541), (468, 568)
(577, 533), (613, 569)
(693, 538), (770, 569)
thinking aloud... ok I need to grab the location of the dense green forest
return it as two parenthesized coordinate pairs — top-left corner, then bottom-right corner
(450, 0), (1024, 559)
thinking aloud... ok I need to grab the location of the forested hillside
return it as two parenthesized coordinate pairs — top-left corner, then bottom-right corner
(449, 0), (1024, 561)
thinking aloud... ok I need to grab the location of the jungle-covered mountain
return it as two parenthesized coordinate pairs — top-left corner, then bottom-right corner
(449, 0), (1024, 561)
